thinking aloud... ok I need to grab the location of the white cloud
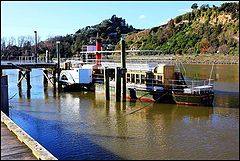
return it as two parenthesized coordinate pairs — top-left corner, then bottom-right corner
(178, 8), (192, 13)
(139, 15), (146, 19)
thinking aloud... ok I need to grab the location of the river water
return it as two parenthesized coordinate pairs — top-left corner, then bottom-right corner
(2, 63), (239, 160)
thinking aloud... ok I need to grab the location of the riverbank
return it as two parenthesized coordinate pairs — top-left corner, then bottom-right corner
(124, 54), (239, 64)
(1, 54), (239, 65)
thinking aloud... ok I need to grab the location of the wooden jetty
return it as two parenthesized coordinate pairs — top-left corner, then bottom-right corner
(1, 122), (37, 160)
(1, 111), (57, 160)
(1, 62), (58, 90)
(0, 62), (57, 70)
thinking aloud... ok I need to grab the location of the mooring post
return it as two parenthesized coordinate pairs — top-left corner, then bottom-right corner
(27, 89), (31, 99)
(43, 69), (48, 86)
(121, 36), (127, 102)
(26, 70), (31, 90)
(56, 41), (62, 91)
(115, 67), (121, 102)
(53, 68), (57, 90)
(129, 88), (137, 100)
(1, 75), (9, 116)
(104, 67), (110, 101)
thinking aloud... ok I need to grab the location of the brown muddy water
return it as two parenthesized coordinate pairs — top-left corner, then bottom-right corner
(3, 63), (239, 160)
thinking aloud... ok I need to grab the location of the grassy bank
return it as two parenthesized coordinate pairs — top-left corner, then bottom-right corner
(123, 54), (239, 64)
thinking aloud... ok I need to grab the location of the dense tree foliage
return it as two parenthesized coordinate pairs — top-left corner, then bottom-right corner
(122, 2), (239, 55)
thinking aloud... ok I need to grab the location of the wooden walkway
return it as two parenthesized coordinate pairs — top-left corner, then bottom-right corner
(1, 122), (37, 160)
(0, 62), (57, 70)
(1, 112), (57, 160)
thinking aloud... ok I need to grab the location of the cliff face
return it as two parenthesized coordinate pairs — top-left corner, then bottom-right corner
(121, 2), (239, 55)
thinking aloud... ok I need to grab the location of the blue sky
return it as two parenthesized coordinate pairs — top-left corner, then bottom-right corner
(1, 1), (234, 41)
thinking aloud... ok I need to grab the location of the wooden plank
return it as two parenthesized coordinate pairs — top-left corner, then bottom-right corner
(1, 122), (37, 160)
(1, 112), (58, 160)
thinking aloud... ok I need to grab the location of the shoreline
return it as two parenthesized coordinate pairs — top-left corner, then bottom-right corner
(124, 54), (239, 65)
(1, 54), (239, 65)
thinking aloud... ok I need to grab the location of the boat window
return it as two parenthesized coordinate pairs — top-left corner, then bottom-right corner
(155, 75), (162, 85)
(154, 67), (158, 73)
(127, 73), (130, 83)
(141, 74), (145, 84)
(131, 74), (135, 83)
(61, 75), (68, 80)
(136, 74), (140, 84)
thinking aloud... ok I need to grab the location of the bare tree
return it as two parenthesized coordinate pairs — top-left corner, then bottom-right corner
(1, 37), (7, 51)
(17, 36), (26, 47)
(8, 37), (16, 46)
(26, 35), (34, 46)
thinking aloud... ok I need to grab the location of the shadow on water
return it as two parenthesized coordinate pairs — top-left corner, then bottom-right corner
(10, 110), (124, 160)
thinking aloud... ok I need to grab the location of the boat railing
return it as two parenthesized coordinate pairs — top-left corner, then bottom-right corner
(170, 79), (214, 94)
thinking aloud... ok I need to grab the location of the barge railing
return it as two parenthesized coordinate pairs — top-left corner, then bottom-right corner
(170, 79), (214, 94)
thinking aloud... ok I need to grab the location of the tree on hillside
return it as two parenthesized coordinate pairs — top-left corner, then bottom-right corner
(191, 3), (198, 10)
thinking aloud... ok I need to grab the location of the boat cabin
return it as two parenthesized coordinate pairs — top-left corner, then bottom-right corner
(126, 63), (175, 86)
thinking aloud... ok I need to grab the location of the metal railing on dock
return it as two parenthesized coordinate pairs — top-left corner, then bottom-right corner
(18, 56), (48, 63)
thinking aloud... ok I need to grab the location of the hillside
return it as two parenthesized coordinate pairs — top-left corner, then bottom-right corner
(1, 2), (239, 60)
(71, 15), (141, 53)
(118, 2), (239, 56)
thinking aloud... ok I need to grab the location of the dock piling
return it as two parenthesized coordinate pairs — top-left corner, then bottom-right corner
(56, 41), (61, 91)
(26, 71), (31, 90)
(104, 67), (110, 101)
(1, 75), (9, 116)
(121, 37), (126, 102)
(115, 67), (121, 102)
(17, 70), (23, 87)
(43, 69), (48, 86)
(53, 68), (57, 90)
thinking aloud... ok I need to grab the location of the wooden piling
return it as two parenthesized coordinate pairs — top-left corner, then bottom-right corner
(1, 75), (9, 116)
(56, 41), (61, 91)
(27, 89), (31, 99)
(115, 67), (121, 102)
(104, 67), (110, 101)
(53, 68), (57, 90)
(121, 37), (126, 102)
(18, 86), (23, 98)
(26, 71), (31, 90)
(129, 88), (137, 100)
(17, 70), (22, 88)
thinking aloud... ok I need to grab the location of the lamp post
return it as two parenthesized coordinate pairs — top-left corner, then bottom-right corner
(34, 31), (37, 63)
